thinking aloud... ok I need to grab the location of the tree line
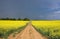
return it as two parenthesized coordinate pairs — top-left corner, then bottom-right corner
(0, 17), (30, 21)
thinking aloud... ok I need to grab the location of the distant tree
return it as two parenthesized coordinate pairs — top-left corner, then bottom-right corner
(18, 18), (21, 20)
(0, 17), (30, 20)
(6, 17), (9, 20)
(12, 18), (16, 20)
(23, 18), (30, 21)
(9, 18), (16, 20)
(0, 17), (16, 20)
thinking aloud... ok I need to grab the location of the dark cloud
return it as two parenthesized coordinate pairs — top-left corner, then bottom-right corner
(0, 0), (60, 19)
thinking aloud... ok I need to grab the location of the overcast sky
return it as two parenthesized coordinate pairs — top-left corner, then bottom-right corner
(0, 0), (60, 19)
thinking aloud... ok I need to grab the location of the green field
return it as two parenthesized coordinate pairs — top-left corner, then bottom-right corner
(32, 21), (60, 39)
(0, 20), (29, 39)
(0, 20), (60, 39)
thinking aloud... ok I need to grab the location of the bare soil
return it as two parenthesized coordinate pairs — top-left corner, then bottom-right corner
(8, 22), (48, 39)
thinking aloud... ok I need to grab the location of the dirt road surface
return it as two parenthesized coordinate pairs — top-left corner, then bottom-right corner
(8, 22), (48, 39)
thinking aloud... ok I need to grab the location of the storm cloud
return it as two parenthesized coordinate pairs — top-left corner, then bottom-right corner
(0, 0), (60, 19)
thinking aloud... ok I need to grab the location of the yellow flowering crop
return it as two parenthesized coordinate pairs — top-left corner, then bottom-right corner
(32, 20), (60, 28)
(32, 20), (60, 36)
(0, 20), (29, 29)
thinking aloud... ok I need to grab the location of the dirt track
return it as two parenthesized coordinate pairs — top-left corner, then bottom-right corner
(8, 22), (48, 39)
